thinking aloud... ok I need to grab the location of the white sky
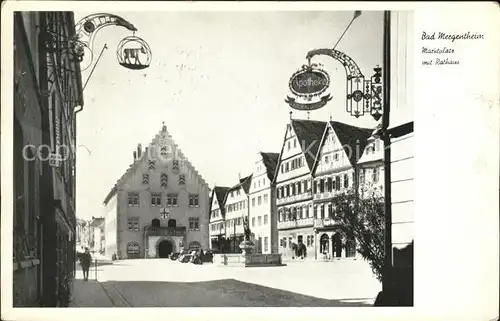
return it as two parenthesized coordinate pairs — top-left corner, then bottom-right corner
(75, 10), (384, 220)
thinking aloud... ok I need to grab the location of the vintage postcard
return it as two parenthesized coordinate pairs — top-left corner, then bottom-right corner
(1, 1), (498, 321)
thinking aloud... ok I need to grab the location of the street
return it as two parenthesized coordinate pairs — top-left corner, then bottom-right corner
(71, 258), (381, 307)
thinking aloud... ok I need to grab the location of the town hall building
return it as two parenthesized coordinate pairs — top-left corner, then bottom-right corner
(102, 123), (210, 259)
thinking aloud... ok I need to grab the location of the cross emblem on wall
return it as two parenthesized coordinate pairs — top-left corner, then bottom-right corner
(160, 208), (169, 220)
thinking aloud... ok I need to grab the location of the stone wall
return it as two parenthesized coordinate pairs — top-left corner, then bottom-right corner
(13, 263), (39, 307)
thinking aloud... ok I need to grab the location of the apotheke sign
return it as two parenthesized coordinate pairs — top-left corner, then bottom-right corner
(285, 64), (332, 111)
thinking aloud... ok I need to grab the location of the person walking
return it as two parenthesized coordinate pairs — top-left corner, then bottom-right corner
(80, 248), (92, 281)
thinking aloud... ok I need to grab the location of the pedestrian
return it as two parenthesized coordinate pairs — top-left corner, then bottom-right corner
(80, 247), (92, 281)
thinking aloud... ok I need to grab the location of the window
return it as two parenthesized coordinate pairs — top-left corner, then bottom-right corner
(335, 176), (341, 190)
(360, 169), (366, 185)
(189, 217), (200, 230)
(127, 242), (140, 255)
(258, 180), (260, 187)
(252, 198), (255, 207)
(297, 182), (302, 194)
(128, 193), (139, 207)
(264, 194), (268, 204)
(179, 174), (186, 185)
(142, 173), (149, 184)
(258, 196), (262, 206)
(320, 205), (325, 219)
(334, 153), (339, 161)
(160, 173), (168, 188)
(327, 177), (333, 191)
(189, 194), (199, 207)
(172, 160), (179, 171)
(279, 210), (284, 222)
(237, 217), (242, 226)
(293, 139), (297, 148)
(314, 205), (318, 218)
(320, 179), (325, 193)
(264, 214), (268, 225)
(264, 237), (269, 252)
(258, 216), (262, 226)
(167, 194), (178, 206)
(287, 141), (291, 150)
(344, 174), (349, 188)
(285, 162), (289, 172)
(160, 146), (167, 157)
(151, 193), (162, 207)
(252, 217), (255, 227)
(324, 156), (329, 163)
(127, 218), (139, 231)
(373, 168), (379, 183)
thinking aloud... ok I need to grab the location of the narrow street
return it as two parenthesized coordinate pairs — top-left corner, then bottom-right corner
(71, 258), (381, 307)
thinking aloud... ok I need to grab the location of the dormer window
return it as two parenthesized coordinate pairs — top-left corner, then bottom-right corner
(160, 173), (168, 188)
(179, 174), (186, 185)
(160, 146), (167, 157)
(149, 160), (156, 170)
(142, 173), (149, 184)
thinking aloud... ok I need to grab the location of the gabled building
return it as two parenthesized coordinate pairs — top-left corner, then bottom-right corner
(102, 123), (210, 259)
(311, 121), (375, 260)
(273, 119), (327, 259)
(222, 175), (252, 253)
(208, 186), (230, 251)
(248, 152), (280, 254)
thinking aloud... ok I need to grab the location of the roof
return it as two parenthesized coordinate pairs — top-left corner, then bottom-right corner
(89, 217), (104, 227)
(290, 119), (327, 170)
(225, 174), (253, 203)
(102, 123), (208, 205)
(260, 152), (280, 181)
(389, 121), (414, 138)
(213, 186), (231, 206)
(327, 121), (373, 166)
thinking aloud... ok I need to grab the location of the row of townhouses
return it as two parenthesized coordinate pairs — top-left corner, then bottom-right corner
(75, 217), (105, 254)
(209, 118), (384, 261)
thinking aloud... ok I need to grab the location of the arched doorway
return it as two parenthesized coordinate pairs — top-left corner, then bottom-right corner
(167, 219), (176, 228)
(188, 241), (201, 250)
(332, 233), (342, 258)
(345, 238), (356, 258)
(319, 234), (329, 254)
(158, 239), (173, 258)
(151, 218), (160, 227)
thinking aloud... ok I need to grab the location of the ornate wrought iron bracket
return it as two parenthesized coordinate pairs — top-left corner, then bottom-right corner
(306, 48), (383, 121)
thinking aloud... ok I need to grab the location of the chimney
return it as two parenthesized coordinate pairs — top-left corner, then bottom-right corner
(133, 151), (137, 161)
(137, 143), (142, 158)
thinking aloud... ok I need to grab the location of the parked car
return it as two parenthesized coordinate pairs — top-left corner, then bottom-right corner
(201, 250), (215, 263)
(178, 250), (191, 263)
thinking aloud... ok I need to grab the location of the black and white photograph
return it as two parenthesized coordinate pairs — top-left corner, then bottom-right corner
(1, 1), (498, 320)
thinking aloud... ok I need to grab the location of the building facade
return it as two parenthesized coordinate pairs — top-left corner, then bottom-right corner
(75, 218), (91, 252)
(13, 11), (83, 307)
(89, 217), (105, 253)
(274, 119), (327, 260)
(311, 121), (382, 260)
(209, 186), (230, 251)
(102, 123), (210, 259)
(248, 152), (279, 254)
(222, 175), (252, 253)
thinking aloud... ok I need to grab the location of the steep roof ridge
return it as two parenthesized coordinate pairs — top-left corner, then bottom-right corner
(260, 152), (280, 181)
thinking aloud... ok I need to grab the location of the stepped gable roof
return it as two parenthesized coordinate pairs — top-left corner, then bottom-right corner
(260, 152), (280, 181)
(103, 123), (207, 205)
(291, 119), (328, 170)
(321, 121), (373, 168)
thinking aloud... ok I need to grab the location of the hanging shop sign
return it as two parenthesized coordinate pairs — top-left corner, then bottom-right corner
(116, 36), (152, 70)
(305, 48), (384, 120)
(285, 64), (332, 111)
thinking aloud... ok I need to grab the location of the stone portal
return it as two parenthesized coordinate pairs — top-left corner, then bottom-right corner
(158, 239), (173, 258)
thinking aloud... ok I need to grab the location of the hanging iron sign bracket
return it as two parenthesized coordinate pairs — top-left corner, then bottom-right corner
(305, 48), (383, 121)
